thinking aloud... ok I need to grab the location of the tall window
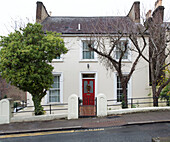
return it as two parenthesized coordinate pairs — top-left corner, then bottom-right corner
(49, 75), (60, 102)
(115, 40), (129, 60)
(82, 41), (94, 59)
(117, 76), (128, 102)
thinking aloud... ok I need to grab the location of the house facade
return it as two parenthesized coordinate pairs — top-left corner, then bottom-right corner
(27, 1), (151, 107)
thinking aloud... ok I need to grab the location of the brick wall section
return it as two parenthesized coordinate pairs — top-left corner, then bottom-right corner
(79, 106), (96, 116)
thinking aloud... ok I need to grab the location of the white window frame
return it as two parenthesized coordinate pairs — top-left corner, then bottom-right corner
(114, 38), (131, 62)
(114, 72), (131, 103)
(52, 54), (64, 62)
(80, 39), (98, 61)
(46, 72), (63, 104)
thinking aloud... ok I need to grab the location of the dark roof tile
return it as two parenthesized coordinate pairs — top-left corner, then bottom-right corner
(42, 16), (144, 34)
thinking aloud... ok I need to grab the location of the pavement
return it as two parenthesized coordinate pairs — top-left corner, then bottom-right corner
(0, 110), (170, 135)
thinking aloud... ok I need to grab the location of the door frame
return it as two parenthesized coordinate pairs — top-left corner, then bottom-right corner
(79, 72), (98, 100)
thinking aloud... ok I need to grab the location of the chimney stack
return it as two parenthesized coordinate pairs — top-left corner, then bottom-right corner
(155, 0), (162, 10)
(36, 1), (49, 23)
(127, 1), (140, 23)
(152, 0), (164, 24)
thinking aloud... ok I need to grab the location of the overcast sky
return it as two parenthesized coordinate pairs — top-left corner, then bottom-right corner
(0, 0), (170, 36)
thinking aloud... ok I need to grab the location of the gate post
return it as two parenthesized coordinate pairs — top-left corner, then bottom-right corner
(0, 98), (13, 124)
(68, 94), (78, 120)
(97, 94), (107, 117)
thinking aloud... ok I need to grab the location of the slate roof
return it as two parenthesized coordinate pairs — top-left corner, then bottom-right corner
(41, 16), (144, 34)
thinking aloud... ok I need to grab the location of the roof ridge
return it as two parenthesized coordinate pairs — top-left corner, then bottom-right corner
(49, 16), (128, 18)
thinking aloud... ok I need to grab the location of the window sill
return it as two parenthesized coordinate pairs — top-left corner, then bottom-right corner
(52, 59), (64, 63)
(47, 102), (63, 105)
(116, 59), (132, 63)
(79, 60), (98, 63)
(121, 60), (132, 63)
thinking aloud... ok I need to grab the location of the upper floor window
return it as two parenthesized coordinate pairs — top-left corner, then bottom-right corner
(56, 55), (60, 59)
(115, 40), (129, 60)
(52, 54), (63, 62)
(82, 41), (94, 59)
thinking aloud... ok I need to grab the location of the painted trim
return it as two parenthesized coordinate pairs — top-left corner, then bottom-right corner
(52, 54), (64, 62)
(113, 72), (132, 103)
(46, 72), (63, 104)
(79, 71), (98, 100)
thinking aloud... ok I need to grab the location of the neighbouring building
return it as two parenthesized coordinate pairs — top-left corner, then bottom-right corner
(0, 76), (26, 102)
(27, 1), (151, 108)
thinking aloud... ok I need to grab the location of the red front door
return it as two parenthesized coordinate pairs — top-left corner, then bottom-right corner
(82, 79), (95, 105)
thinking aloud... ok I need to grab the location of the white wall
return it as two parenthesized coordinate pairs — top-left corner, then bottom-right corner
(27, 36), (150, 105)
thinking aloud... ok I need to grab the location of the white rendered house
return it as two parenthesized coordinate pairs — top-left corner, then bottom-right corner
(27, 1), (151, 108)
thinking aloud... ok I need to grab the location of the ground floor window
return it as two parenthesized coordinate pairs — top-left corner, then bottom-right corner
(117, 75), (128, 102)
(49, 75), (60, 102)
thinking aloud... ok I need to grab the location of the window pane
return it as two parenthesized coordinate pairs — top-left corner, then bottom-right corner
(82, 74), (95, 78)
(56, 55), (60, 59)
(82, 41), (94, 59)
(83, 51), (90, 59)
(84, 81), (88, 93)
(116, 51), (120, 59)
(117, 76), (128, 102)
(49, 90), (60, 102)
(117, 90), (123, 102)
(83, 42), (88, 50)
(90, 51), (94, 59)
(116, 41), (128, 60)
(49, 75), (60, 102)
(52, 76), (60, 88)
(89, 81), (93, 93)
(123, 52), (128, 59)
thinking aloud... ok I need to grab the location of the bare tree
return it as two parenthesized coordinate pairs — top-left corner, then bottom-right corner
(85, 2), (170, 107)
(143, 9), (170, 106)
(83, 17), (148, 108)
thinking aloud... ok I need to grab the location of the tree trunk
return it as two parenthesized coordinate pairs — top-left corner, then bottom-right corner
(153, 95), (158, 107)
(166, 98), (170, 106)
(32, 95), (44, 115)
(152, 82), (159, 107)
(122, 83), (128, 109)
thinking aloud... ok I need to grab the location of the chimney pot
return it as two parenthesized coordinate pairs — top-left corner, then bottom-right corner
(155, 0), (162, 10)
(78, 24), (81, 31)
(146, 10), (152, 19)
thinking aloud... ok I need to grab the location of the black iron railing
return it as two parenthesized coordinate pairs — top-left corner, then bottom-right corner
(12, 103), (68, 114)
(107, 96), (170, 108)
